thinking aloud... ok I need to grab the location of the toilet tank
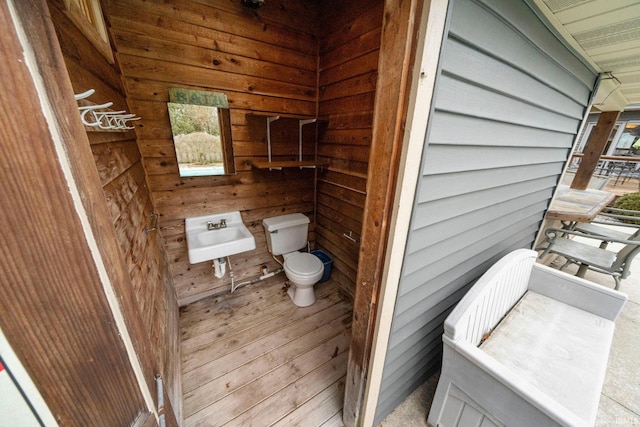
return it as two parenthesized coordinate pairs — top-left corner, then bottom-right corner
(262, 213), (310, 255)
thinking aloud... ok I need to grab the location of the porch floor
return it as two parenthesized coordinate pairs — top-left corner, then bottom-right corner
(603, 176), (640, 198)
(180, 275), (352, 427)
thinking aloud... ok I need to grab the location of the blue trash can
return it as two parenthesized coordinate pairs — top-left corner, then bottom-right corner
(311, 250), (332, 283)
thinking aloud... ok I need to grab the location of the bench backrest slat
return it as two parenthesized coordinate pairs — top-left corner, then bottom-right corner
(444, 249), (536, 345)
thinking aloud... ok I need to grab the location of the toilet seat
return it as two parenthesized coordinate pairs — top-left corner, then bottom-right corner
(284, 252), (323, 277)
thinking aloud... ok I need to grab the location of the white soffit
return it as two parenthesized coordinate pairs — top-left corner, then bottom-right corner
(533, 0), (640, 111)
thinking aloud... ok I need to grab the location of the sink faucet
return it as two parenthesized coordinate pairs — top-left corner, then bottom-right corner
(207, 219), (227, 230)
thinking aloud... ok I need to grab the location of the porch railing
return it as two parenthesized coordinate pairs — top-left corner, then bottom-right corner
(568, 153), (640, 183)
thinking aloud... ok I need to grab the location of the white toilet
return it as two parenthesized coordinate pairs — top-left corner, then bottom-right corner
(262, 213), (324, 307)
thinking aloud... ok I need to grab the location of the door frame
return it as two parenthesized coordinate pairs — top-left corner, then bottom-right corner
(1, 0), (156, 424)
(342, 0), (451, 425)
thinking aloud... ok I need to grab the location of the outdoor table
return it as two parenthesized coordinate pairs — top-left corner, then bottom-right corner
(545, 185), (615, 276)
(546, 185), (615, 223)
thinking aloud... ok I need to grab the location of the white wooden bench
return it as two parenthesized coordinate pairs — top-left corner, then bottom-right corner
(427, 249), (627, 427)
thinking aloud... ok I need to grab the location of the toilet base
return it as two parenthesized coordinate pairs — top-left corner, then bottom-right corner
(287, 284), (316, 307)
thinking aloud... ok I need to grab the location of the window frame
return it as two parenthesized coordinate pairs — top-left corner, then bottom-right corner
(63, 0), (114, 64)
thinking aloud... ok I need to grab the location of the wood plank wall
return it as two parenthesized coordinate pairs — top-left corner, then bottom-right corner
(48, 1), (181, 422)
(0, 1), (148, 423)
(317, 1), (383, 298)
(103, 0), (320, 305)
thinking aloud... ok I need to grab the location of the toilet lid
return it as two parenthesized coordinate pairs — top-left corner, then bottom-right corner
(286, 252), (323, 276)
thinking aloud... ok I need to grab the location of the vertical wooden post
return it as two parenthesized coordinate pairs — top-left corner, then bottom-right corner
(0, 0), (155, 424)
(571, 110), (621, 190)
(342, 0), (423, 425)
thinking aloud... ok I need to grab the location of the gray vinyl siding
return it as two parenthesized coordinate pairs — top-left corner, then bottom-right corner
(373, 0), (597, 422)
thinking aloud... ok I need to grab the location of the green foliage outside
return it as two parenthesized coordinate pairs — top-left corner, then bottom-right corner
(613, 192), (640, 224)
(168, 103), (220, 137)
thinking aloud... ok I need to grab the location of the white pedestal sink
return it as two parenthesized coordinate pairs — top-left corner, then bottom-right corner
(185, 211), (256, 264)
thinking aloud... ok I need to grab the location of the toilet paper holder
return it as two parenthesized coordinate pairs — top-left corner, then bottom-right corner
(343, 230), (360, 244)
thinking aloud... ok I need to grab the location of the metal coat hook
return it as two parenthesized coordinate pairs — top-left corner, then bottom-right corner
(119, 116), (141, 129)
(94, 110), (129, 129)
(74, 88), (95, 101)
(112, 115), (141, 130)
(79, 102), (114, 127)
(94, 111), (141, 129)
(75, 88), (140, 131)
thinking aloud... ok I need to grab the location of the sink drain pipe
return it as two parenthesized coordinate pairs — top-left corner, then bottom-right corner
(213, 257), (227, 278)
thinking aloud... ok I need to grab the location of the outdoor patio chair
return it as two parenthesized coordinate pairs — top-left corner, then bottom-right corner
(572, 207), (640, 249)
(612, 163), (640, 189)
(538, 226), (640, 290)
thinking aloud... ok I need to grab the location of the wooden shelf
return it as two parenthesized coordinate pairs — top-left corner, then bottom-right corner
(251, 160), (320, 170)
(246, 113), (328, 171)
(247, 112), (319, 120)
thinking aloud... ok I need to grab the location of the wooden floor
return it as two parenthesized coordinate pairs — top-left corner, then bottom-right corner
(180, 275), (352, 427)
